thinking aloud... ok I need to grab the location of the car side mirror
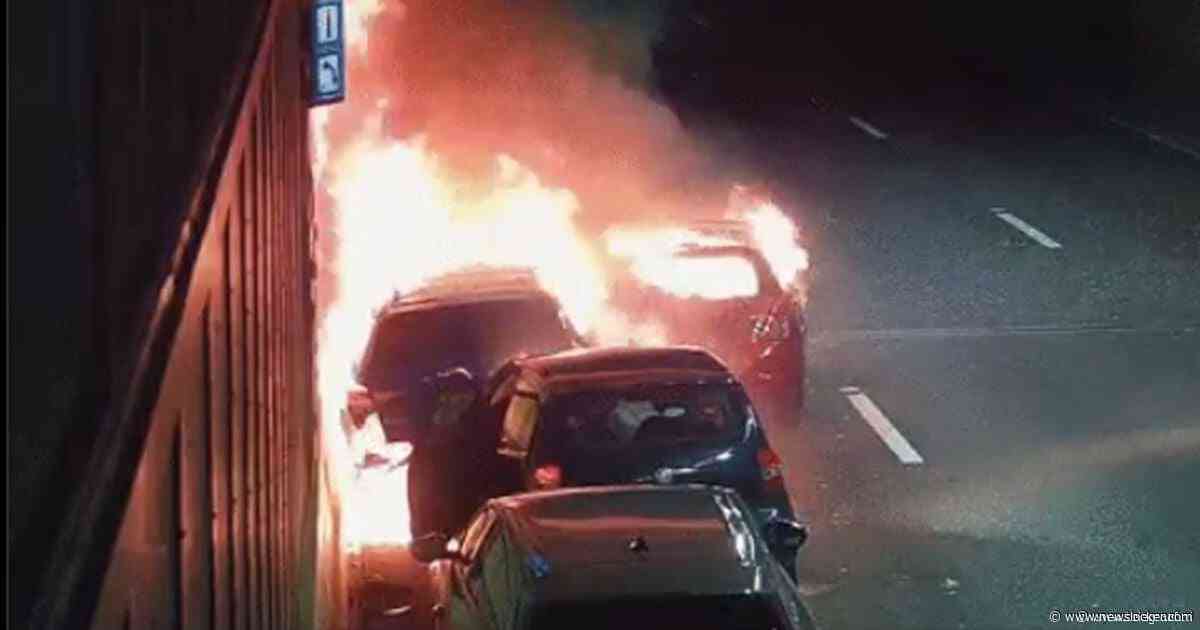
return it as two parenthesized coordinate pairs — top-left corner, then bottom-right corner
(409, 532), (459, 563)
(762, 518), (808, 552)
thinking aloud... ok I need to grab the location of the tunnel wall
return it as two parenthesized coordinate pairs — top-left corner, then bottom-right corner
(11, 1), (324, 628)
(82, 2), (321, 628)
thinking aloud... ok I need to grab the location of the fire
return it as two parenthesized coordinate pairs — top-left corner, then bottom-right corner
(343, 0), (385, 55)
(603, 204), (809, 301)
(605, 225), (740, 257)
(631, 255), (760, 299)
(741, 201), (810, 287)
(317, 128), (619, 547)
(314, 0), (810, 552)
(607, 230), (759, 300)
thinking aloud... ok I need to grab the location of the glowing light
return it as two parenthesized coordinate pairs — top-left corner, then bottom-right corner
(317, 134), (619, 547)
(344, 0), (385, 56)
(740, 201), (809, 287)
(312, 0), (811, 549)
(629, 254), (760, 299)
(603, 201), (811, 301)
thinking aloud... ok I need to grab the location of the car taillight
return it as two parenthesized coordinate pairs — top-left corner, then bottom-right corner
(533, 464), (563, 490)
(757, 447), (784, 491)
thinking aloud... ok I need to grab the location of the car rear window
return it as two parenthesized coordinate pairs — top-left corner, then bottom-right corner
(530, 594), (787, 630)
(540, 383), (747, 451)
(630, 253), (761, 299)
(358, 297), (574, 389)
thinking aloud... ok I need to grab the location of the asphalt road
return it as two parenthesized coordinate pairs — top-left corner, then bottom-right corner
(744, 92), (1200, 629)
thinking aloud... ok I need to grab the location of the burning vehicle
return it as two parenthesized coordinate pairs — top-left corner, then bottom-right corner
(344, 266), (584, 537)
(604, 194), (810, 422)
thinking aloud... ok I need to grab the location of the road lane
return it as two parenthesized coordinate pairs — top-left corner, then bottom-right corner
(718, 89), (1200, 628)
(770, 329), (1200, 630)
(990, 209), (1064, 250)
(747, 95), (1200, 335)
(839, 386), (924, 465)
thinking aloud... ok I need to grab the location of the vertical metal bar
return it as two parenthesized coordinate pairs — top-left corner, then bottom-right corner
(249, 107), (261, 630)
(263, 71), (278, 629)
(234, 157), (250, 630)
(171, 413), (185, 630)
(255, 100), (268, 630)
(246, 121), (261, 630)
(200, 301), (215, 630)
(214, 215), (234, 630)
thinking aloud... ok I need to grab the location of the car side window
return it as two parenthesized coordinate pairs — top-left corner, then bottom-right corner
(498, 391), (539, 457)
(487, 365), (521, 407)
(458, 509), (497, 562)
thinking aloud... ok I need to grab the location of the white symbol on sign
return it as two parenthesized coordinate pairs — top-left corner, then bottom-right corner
(316, 5), (340, 44)
(317, 54), (341, 94)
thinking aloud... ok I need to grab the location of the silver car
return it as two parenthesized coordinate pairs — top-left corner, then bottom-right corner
(408, 484), (815, 630)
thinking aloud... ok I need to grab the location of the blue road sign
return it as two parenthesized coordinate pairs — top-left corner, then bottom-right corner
(311, 0), (345, 106)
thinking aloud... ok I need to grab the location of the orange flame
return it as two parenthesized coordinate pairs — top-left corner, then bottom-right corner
(603, 203), (809, 301)
(317, 127), (619, 547)
(605, 227), (758, 299)
(314, 0), (810, 551)
(741, 201), (810, 287)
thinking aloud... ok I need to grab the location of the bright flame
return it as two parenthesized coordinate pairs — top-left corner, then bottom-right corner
(603, 200), (809, 301)
(605, 225), (756, 298)
(740, 201), (810, 287)
(314, 1), (810, 550)
(605, 225), (739, 257)
(631, 253), (760, 299)
(344, 0), (385, 56)
(318, 133), (617, 548)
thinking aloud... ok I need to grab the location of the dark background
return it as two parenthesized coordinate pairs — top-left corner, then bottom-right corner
(652, 1), (1198, 133)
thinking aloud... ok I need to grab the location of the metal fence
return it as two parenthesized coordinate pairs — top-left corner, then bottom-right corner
(22, 1), (320, 628)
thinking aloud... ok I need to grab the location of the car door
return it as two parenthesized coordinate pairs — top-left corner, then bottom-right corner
(471, 516), (530, 630)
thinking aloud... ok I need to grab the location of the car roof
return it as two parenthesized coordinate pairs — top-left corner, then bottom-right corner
(513, 346), (735, 394)
(377, 266), (556, 316)
(518, 346), (727, 377)
(491, 485), (768, 601)
(684, 219), (753, 245)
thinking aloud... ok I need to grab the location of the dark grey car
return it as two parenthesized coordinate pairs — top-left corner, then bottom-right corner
(409, 485), (815, 630)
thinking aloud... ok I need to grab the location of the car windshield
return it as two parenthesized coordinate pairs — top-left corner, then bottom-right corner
(358, 297), (575, 390)
(530, 594), (786, 630)
(541, 383), (747, 451)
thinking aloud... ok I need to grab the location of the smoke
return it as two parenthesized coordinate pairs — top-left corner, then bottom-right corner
(319, 0), (733, 237)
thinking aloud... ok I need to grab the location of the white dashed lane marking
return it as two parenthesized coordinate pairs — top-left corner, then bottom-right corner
(848, 116), (889, 140)
(991, 207), (1063, 249)
(839, 386), (925, 465)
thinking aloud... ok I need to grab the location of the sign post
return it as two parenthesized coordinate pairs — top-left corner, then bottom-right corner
(310, 0), (345, 106)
